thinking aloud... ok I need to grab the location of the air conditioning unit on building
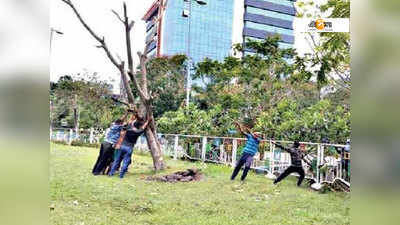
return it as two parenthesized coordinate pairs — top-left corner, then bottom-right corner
(182, 9), (190, 17)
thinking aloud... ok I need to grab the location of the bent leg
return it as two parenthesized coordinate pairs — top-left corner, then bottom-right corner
(274, 166), (294, 184)
(231, 154), (247, 180)
(240, 155), (254, 181)
(92, 143), (105, 174)
(120, 148), (133, 178)
(296, 167), (305, 186)
(96, 143), (114, 174)
(108, 149), (123, 176)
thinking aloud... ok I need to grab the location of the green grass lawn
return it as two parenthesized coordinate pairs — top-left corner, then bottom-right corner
(50, 143), (349, 225)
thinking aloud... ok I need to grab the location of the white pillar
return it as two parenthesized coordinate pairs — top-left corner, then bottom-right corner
(173, 135), (179, 160)
(263, 142), (268, 160)
(320, 144), (325, 182)
(339, 155), (342, 179)
(231, 139), (237, 167)
(69, 129), (73, 145)
(89, 127), (94, 144)
(201, 136), (207, 162)
(316, 144), (321, 184)
(270, 141), (275, 174)
(57, 130), (61, 141)
(219, 144), (224, 162)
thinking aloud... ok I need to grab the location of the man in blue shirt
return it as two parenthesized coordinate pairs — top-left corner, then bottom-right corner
(230, 121), (262, 181)
(92, 109), (133, 175)
(109, 116), (150, 179)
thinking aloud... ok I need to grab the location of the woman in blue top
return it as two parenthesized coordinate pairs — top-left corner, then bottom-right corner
(230, 121), (263, 182)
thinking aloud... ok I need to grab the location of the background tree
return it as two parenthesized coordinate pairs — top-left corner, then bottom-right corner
(159, 36), (350, 143)
(50, 73), (125, 131)
(296, 0), (351, 94)
(131, 55), (187, 119)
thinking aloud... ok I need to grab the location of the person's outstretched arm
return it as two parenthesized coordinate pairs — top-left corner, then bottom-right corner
(271, 141), (292, 153)
(119, 109), (133, 122)
(140, 118), (151, 130)
(234, 121), (248, 136)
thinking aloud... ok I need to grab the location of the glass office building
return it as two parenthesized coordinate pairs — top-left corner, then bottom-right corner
(143, 0), (234, 64)
(243, 0), (296, 54)
(143, 0), (296, 59)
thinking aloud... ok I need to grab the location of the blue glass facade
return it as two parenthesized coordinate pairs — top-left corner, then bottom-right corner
(243, 0), (296, 54)
(143, 0), (296, 60)
(162, 0), (234, 64)
(143, 1), (159, 58)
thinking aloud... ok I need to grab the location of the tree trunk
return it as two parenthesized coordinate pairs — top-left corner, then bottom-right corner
(145, 124), (165, 170)
(60, 0), (166, 171)
(138, 101), (165, 171)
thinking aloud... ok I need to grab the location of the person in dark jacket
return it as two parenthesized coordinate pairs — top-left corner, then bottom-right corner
(272, 140), (306, 186)
(92, 110), (133, 175)
(108, 116), (150, 179)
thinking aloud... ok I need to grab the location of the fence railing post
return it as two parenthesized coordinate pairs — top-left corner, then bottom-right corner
(263, 141), (268, 160)
(316, 144), (321, 184)
(231, 139), (237, 167)
(270, 140), (275, 175)
(173, 135), (179, 160)
(201, 136), (207, 162)
(320, 144), (325, 182)
(57, 130), (62, 141)
(89, 127), (94, 144)
(219, 144), (224, 162)
(69, 129), (73, 145)
(338, 153), (342, 179)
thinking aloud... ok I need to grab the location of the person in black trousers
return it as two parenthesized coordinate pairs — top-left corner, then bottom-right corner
(230, 121), (263, 182)
(272, 140), (306, 187)
(92, 110), (134, 175)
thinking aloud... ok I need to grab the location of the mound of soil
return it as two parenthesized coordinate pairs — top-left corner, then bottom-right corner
(146, 168), (203, 183)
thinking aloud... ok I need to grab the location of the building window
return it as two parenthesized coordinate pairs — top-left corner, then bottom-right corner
(182, 9), (190, 17)
(261, 0), (295, 7)
(246, 6), (294, 20)
(245, 21), (294, 35)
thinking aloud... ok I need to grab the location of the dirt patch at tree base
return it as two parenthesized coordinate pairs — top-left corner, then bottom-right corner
(146, 168), (203, 183)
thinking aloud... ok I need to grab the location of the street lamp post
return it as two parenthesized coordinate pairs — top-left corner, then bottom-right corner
(50, 28), (64, 52)
(50, 28), (63, 138)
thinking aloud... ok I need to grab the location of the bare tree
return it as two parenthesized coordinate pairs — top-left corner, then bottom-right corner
(60, 0), (165, 170)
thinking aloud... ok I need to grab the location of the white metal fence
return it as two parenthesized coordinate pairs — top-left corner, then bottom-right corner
(50, 128), (102, 144)
(50, 128), (351, 185)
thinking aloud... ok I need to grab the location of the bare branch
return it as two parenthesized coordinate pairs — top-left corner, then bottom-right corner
(325, 72), (351, 92)
(60, 0), (120, 69)
(128, 21), (135, 31)
(60, 0), (71, 5)
(116, 53), (123, 64)
(111, 9), (124, 23)
(137, 51), (150, 100)
(119, 2), (148, 102)
(118, 61), (135, 104)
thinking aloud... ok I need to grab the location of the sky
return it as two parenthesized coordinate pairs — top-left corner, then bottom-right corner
(50, 0), (155, 91)
(50, 0), (325, 92)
